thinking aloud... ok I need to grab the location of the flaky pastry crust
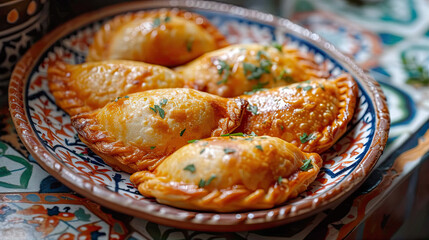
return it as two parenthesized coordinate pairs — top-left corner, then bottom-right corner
(87, 8), (229, 66)
(130, 136), (322, 212)
(235, 74), (358, 153)
(177, 43), (328, 97)
(71, 89), (247, 173)
(47, 60), (184, 116)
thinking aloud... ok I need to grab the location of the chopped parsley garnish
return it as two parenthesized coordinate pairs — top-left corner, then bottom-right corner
(150, 99), (168, 119)
(300, 159), (313, 171)
(300, 133), (316, 143)
(271, 42), (283, 52)
(280, 125), (284, 131)
(124, 95), (129, 98)
(296, 85), (302, 90)
(180, 128), (186, 136)
(319, 84), (325, 90)
(188, 139), (199, 143)
(250, 131), (257, 136)
(247, 104), (259, 115)
(216, 60), (231, 85)
(114, 97), (121, 102)
(255, 145), (263, 151)
(184, 164), (196, 173)
(224, 148), (236, 154)
(278, 69), (294, 83)
(200, 148), (206, 154)
(198, 175), (217, 188)
(153, 18), (161, 27)
(277, 176), (283, 184)
(150, 146), (156, 150)
(153, 16), (171, 27)
(221, 132), (245, 137)
(303, 86), (313, 91)
(186, 38), (193, 52)
(256, 50), (269, 60)
(160, 98), (168, 106)
(243, 58), (272, 80)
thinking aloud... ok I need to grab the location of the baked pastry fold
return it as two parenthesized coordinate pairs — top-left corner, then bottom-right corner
(47, 60), (184, 116)
(71, 88), (247, 173)
(177, 43), (328, 97)
(131, 136), (322, 212)
(87, 9), (229, 66)
(235, 74), (358, 153)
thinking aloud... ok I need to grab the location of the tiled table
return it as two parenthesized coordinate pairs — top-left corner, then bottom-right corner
(1, 0), (428, 239)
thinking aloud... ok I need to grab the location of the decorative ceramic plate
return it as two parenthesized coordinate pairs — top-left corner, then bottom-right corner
(9, 0), (390, 232)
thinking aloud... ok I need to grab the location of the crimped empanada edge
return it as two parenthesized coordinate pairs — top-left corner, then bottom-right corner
(130, 152), (323, 212)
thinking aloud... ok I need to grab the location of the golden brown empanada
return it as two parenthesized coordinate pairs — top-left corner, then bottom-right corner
(47, 60), (184, 116)
(87, 9), (228, 66)
(177, 43), (328, 97)
(131, 136), (322, 212)
(71, 88), (247, 173)
(235, 74), (358, 153)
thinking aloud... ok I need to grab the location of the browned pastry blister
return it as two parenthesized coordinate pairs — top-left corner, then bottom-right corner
(235, 74), (358, 153)
(87, 8), (229, 66)
(130, 136), (323, 212)
(47, 60), (184, 116)
(177, 43), (328, 97)
(71, 88), (247, 173)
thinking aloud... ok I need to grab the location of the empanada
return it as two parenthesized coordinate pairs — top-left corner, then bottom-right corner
(47, 60), (184, 116)
(87, 9), (228, 66)
(130, 136), (322, 212)
(71, 88), (247, 173)
(235, 74), (358, 153)
(177, 43), (328, 97)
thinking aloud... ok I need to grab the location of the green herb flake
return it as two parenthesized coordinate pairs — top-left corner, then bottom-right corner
(180, 128), (186, 137)
(184, 164), (196, 173)
(188, 139), (199, 143)
(247, 104), (258, 115)
(149, 107), (157, 114)
(150, 146), (156, 150)
(200, 148), (206, 154)
(255, 145), (263, 151)
(155, 105), (165, 119)
(124, 95), (129, 98)
(300, 159), (313, 171)
(278, 69), (294, 83)
(206, 175), (216, 185)
(303, 86), (313, 91)
(277, 176), (283, 184)
(198, 175), (217, 188)
(160, 98), (168, 106)
(259, 59), (272, 73)
(300, 133), (316, 144)
(198, 179), (205, 188)
(153, 17), (161, 27)
(280, 125), (284, 131)
(164, 16), (171, 22)
(186, 38), (193, 52)
(271, 42), (283, 52)
(250, 131), (257, 137)
(256, 50), (269, 60)
(221, 133), (245, 137)
(319, 84), (325, 90)
(224, 148), (236, 154)
(216, 60), (231, 85)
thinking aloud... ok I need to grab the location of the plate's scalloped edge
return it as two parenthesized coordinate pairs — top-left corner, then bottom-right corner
(8, 0), (390, 232)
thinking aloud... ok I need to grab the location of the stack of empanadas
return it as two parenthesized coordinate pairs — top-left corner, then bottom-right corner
(47, 9), (358, 212)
